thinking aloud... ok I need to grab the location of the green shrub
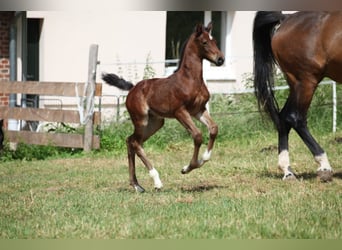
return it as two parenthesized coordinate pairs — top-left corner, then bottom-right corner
(1, 77), (340, 162)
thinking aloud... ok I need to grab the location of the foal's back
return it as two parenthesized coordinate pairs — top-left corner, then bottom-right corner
(126, 71), (209, 118)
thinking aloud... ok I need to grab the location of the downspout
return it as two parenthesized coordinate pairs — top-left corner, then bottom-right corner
(21, 11), (27, 108)
(8, 13), (18, 131)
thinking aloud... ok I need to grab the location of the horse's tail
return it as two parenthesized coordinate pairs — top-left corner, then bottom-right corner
(102, 73), (134, 91)
(253, 11), (286, 129)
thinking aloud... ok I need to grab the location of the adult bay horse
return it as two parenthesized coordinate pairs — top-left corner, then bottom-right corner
(103, 22), (224, 192)
(253, 11), (341, 181)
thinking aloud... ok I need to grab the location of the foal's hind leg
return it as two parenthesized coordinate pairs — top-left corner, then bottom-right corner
(127, 115), (165, 192)
(126, 135), (145, 192)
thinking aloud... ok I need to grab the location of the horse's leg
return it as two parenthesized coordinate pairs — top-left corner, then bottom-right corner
(279, 79), (333, 181)
(126, 134), (145, 192)
(195, 109), (218, 164)
(130, 114), (165, 191)
(139, 115), (165, 189)
(278, 99), (296, 180)
(174, 108), (203, 174)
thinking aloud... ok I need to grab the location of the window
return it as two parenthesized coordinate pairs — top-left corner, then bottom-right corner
(165, 11), (204, 61)
(165, 11), (233, 80)
(165, 11), (224, 60)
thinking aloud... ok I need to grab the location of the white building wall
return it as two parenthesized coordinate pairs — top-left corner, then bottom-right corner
(27, 11), (257, 122)
(230, 11), (255, 89)
(205, 11), (256, 93)
(27, 11), (166, 121)
(27, 11), (167, 85)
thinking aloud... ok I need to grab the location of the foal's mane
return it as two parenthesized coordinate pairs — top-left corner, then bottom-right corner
(174, 37), (190, 73)
(173, 23), (210, 73)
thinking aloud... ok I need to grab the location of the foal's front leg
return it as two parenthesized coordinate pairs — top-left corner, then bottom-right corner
(175, 108), (204, 174)
(196, 110), (218, 164)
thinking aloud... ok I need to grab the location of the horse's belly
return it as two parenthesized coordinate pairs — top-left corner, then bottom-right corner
(326, 46), (342, 82)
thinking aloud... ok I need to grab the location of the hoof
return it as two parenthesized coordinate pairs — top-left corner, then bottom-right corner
(134, 184), (145, 193)
(283, 173), (297, 181)
(154, 182), (163, 190)
(181, 165), (190, 174)
(317, 169), (333, 182)
(181, 169), (188, 174)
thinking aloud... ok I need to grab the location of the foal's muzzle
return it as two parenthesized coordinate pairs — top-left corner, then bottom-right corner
(216, 57), (225, 66)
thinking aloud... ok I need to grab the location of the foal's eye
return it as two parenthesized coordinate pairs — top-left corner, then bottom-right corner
(203, 41), (208, 46)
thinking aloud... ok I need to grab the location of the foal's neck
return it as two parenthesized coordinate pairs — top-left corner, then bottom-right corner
(178, 48), (204, 79)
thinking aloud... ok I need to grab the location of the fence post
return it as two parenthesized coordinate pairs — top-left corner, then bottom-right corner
(84, 44), (99, 152)
(332, 81), (337, 133)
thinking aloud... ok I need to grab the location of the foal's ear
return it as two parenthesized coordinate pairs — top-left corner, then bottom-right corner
(205, 21), (213, 33)
(195, 23), (204, 37)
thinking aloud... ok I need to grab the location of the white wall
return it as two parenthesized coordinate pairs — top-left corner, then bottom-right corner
(26, 11), (258, 121)
(230, 11), (255, 89)
(205, 11), (255, 93)
(27, 11), (166, 115)
(28, 11), (166, 83)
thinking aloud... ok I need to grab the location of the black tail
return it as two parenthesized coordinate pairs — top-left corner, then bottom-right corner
(253, 11), (286, 129)
(102, 73), (134, 91)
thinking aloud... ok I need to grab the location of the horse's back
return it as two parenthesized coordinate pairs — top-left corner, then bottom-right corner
(323, 12), (342, 82)
(272, 11), (342, 82)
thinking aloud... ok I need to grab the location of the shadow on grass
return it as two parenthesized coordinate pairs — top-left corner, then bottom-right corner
(296, 171), (342, 181)
(260, 170), (342, 181)
(181, 183), (225, 193)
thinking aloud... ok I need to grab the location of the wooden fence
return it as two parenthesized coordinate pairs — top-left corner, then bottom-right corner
(0, 44), (102, 151)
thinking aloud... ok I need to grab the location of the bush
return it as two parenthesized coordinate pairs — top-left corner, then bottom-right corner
(1, 77), (340, 162)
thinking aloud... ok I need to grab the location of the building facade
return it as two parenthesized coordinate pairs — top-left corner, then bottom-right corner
(1, 11), (257, 123)
(0, 12), (12, 108)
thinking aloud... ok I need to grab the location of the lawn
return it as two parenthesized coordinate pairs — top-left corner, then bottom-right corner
(0, 85), (341, 239)
(0, 126), (341, 238)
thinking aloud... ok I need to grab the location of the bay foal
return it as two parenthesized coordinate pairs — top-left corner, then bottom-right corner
(103, 22), (224, 192)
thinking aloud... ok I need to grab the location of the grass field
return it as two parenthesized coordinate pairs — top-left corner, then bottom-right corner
(0, 85), (341, 239)
(1, 125), (341, 238)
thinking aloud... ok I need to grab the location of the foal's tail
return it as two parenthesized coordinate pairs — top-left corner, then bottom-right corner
(253, 11), (286, 129)
(102, 73), (134, 91)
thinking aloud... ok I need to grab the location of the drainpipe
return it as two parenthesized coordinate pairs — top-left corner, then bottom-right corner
(8, 14), (18, 131)
(21, 11), (27, 108)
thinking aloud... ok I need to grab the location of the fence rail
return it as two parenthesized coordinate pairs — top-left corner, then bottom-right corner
(0, 44), (102, 151)
(104, 80), (338, 133)
(0, 81), (102, 150)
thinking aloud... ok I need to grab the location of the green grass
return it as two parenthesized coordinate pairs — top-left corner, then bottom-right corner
(0, 126), (341, 238)
(0, 84), (341, 239)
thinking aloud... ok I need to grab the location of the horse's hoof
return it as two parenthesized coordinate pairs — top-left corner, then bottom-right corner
(134, 184), (145, 193)
(154, 182), (163, 190)
(317, 169), (333, 182)
(181, 165), (190, 174)
(283, 173), (297, 181)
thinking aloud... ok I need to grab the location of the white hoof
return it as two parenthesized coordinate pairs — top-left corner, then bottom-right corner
(202, 150), (212, 161)
(282, 172), (297, 181)
(181, 165), (190, 174)
(149, 168), (163, 189)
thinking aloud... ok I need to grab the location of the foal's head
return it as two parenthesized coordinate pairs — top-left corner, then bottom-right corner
(193, 22), (225, 66)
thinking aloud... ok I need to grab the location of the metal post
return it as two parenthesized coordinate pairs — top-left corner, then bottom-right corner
(332, 81), (337, 133)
